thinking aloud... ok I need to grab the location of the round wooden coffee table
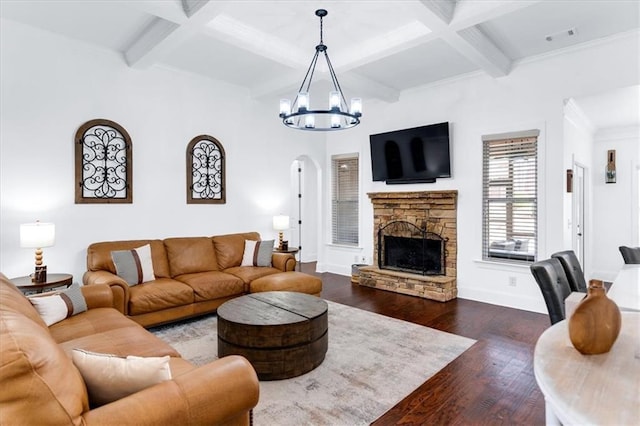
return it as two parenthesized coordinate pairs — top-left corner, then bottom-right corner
(217, 291), (328, 380)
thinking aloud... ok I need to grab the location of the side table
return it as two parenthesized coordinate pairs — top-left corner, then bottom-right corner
(10, 273), (73, 295)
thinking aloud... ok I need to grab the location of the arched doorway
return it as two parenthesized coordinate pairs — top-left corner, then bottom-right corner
(289, 156), (322, 267)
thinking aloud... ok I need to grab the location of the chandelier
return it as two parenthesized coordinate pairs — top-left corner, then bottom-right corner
(279, 9), (362, 131)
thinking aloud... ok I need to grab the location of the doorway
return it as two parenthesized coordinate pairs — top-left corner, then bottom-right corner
(572, 162), (587, 269)
(290, 156), (321, 265)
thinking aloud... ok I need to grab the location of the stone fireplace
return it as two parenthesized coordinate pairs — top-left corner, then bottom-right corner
(359, 191), (458, 301)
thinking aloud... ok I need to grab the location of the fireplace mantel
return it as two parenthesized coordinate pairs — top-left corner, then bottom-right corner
(360, 190), (458, 302)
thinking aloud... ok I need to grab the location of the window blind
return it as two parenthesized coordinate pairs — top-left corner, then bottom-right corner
(331, 155), (359, 246)
(482, 135), (538, 262)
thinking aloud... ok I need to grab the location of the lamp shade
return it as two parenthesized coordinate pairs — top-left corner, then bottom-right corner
(273, 215), (290, 231)
(20, 222), (55, 248)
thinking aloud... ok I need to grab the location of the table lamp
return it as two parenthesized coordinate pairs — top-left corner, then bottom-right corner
(20, 221), (55, 283)
(273, 215), (290, 250)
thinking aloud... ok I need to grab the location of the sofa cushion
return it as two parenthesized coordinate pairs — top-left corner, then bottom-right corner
(111, 244), (156, 286)
(1, 301), (89, 423)
(49, 307), (143, 343)
(164, 237), (218, 276)
(249, 271), (323, 295)
(176, 271), (245, 302)
(224, 266), (281, 285)
(72, 349), (172, 407)
(128, 278), (194, 316)
(241, 239), (274, 267)
(212, 232), (260, 270)
(28, 283), (88, 326)
(87, 239), (171, 278)
(58, 323), (181, 359)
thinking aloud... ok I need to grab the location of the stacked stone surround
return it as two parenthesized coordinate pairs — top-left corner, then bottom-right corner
(359, 190), (458, 302)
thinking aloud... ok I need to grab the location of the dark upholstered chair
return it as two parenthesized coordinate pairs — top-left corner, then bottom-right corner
(619, 246), (640, 264)
(551, 250), (587, 292)
(530, 258), (573, 325)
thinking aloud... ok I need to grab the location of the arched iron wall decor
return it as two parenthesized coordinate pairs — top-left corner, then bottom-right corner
(75, 119), (132, 204)
(187, 135), (225, 204)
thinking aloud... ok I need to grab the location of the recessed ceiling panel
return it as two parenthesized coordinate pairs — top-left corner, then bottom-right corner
(0, 0), (155, 52)
(479, 0), (640, 60)
(162, 33), (293, 88)
(352, 38), (479, 91)
(212, 0), (427, 66)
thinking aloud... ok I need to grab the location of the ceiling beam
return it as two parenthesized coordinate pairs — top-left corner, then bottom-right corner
(449, 0), (542, 30)
(124, 1), (187, 25)
(417, 0), (511, 77)
(421, 0), (455, 24)
(124, 0), (221, 69)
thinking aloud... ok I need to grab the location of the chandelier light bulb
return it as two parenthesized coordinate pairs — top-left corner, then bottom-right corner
(279, 99), (291, 116)
(305, 115), (315, 128)
(331, 114), (341, 128)
(350, 98), (362, 116)
(298, 92), (309, 111)
(329, 91), (341, 110)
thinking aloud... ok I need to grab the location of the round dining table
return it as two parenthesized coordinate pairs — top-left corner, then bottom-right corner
(534, 312), (640, 425)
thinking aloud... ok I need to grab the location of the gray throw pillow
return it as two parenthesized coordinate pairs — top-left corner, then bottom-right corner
(111, 244), (156, 286)
(241, 240), (274, 267)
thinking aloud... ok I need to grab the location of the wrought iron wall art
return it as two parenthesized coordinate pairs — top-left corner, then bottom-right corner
(75, 119), (132, 204)
(186, 135), (225, 204)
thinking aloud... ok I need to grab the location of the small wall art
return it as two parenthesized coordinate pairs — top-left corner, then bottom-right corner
(606, 149), (616, 184)
(186, 135), (226, 204)
(75, 119), (132, 204)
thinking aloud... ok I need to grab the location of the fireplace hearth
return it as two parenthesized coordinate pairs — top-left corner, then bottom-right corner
(379, 221), (447, 275)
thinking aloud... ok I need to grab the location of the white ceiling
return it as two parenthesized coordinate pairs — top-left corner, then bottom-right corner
(1, 0), (639, 125)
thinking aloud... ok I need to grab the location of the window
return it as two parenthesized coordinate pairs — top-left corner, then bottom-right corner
(482, 131), (538, 262)
(331, 154), (359, 245)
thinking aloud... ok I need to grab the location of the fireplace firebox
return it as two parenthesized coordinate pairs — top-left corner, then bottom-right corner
(378, 221), (447, 276)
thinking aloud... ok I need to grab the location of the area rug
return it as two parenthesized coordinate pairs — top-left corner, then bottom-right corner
(150, 300), (475, 425)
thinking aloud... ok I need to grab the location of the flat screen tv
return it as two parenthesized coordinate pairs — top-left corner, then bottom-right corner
(370, 122), (451, 184)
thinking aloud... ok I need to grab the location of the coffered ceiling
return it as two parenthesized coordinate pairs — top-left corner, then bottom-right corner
(2, 0), (639, 114)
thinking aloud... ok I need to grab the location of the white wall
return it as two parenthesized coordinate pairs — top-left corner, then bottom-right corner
(0, 19), (324, 280)
(323, 32), (640, 313)
(563, 99), (595, 277)
(591, 126), (640, 280)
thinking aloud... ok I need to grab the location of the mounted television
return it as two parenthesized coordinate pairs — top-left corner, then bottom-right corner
(370, 122), (451, 184)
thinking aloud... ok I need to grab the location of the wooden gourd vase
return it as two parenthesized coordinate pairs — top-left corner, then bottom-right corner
(568, 279), (621, 355)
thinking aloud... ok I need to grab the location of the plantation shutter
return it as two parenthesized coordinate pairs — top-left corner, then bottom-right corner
(482, 131), (538, 262)
(332, 154), (359, 245)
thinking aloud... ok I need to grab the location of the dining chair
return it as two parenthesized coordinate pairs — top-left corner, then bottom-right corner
(530, 258), (573, 325)
(619, 246), (640, 264)
(551, 250), (587, 292)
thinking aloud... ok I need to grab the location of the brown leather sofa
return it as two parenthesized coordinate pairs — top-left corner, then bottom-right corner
(0, 273), (259, 425)
(84, 232), (323, 327)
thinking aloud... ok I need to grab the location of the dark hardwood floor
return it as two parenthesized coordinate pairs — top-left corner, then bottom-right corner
(300, 262), (549, 425)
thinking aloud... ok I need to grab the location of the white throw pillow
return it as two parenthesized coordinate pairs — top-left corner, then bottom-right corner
(72, 349), (172, 406)
(111, 244), (156, 286)
(28, 283), (87, 326)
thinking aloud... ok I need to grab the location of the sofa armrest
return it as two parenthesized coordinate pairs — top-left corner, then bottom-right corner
(80, 284), (114, 309)
(82, 355), (259, 426)
(83, 270), (128, 314)
(272, 253), (296, 272)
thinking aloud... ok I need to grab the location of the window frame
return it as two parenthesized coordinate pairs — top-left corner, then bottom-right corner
(482, 130), (539, 264)
(331, 153), (359, 246)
